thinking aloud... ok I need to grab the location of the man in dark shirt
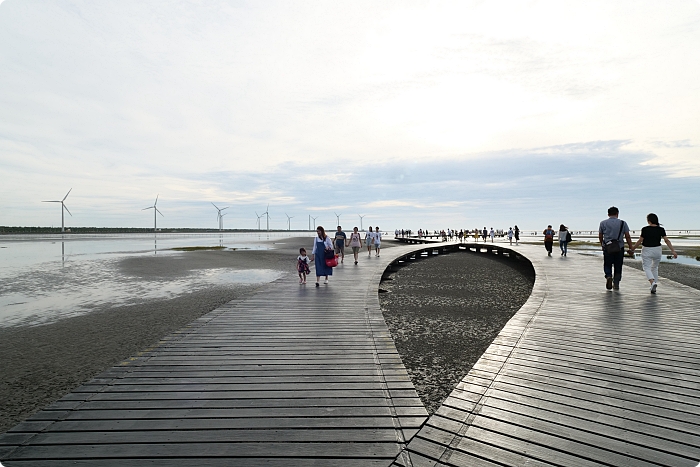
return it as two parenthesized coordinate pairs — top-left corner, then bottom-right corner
(334, 226), (347, 264)
(598, 206), (634, 290)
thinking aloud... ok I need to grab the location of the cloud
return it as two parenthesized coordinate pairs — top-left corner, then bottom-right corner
(650, 140), (695, 149)
(0, 1), (699, 229)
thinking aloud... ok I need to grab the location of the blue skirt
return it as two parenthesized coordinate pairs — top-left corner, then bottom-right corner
(314, 239), (333, 277)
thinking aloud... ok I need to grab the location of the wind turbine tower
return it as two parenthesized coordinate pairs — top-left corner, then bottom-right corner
(311, 216), (318, 230)
(212, 203), (229, 231)
(264, 204), (271, 231)
(285, 213), (294, 231)
(42, 188), (73, 233)
(334, 212), (342, 227)
(142, 195), (164, 232)
(358, 214), (366, 230)
(255, 212), (263, 230)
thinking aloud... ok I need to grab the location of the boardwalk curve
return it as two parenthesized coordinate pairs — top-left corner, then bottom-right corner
(0, 244), (428, 466)
(2, 241), (699, 467)
(392, 243), (700, 467)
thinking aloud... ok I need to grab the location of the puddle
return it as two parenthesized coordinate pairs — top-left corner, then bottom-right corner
(0, 259), (282, 328)
(0, 233), (302, 327)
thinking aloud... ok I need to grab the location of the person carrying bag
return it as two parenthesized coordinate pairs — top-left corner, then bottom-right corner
(598, 206), (633, 290)
(311, 226), (335, 286)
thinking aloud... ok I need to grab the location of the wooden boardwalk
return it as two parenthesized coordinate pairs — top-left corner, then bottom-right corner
(2, 241), (700, 466)
(392, 243), (700, 467)
(0, 244), (428, 466)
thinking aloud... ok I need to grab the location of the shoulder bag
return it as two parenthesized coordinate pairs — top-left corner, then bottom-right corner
(604, 221), (624, 254)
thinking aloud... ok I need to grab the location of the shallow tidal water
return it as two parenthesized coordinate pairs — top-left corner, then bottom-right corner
(0, 232), (302, 327)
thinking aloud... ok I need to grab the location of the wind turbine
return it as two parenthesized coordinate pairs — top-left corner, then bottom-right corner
(142, 195), (164, 232)
(334, 212), (342, 226)
(311, 215), (318, 230)
(263, 204), (271, 231)
(42, 188), (72, 233)
(255, 212), (263, 230)
(285, 213), (294, 231)
(358, 214), (366, 230)
(212, 202), (229, 231)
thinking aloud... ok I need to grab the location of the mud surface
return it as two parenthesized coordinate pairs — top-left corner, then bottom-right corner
(379, 251), (535, 414)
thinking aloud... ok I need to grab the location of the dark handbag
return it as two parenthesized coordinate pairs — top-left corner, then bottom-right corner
(604, 221), (624, 254)
(565, 231), (572, 243)
(324, 249), (335, 260)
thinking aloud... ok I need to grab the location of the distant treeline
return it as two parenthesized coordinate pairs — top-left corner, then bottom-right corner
(0, 227), (309, 234)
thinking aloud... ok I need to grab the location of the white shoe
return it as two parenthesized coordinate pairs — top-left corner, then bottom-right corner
(651, 282), (657, 294)
(324, 279), (328, 284)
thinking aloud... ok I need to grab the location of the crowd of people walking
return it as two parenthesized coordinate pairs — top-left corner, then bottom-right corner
(303, 225), (384, 287)
(303, 208), (679, 295)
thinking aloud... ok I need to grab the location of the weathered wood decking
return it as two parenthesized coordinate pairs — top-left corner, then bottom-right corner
(394, 243), (700, 467)
(2, 242), (700, 466)
(0, 244), (428, 466)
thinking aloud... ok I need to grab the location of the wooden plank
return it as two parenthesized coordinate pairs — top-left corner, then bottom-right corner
(405, 244), (700, 467)
(28, 428), (401, 444)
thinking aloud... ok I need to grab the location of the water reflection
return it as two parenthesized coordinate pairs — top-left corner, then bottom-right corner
(0, 264), (283, 328)
(0, 232), (306, 327)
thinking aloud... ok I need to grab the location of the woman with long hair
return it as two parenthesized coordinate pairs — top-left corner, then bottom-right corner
(349, 226), (362, 265)
(558, 224), (569, 256)
(365, 226), (374, 256)
(310, 226), (334, 287)
(630, 213), (677, 294)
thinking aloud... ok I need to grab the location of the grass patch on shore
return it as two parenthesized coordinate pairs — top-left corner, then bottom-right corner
(170, 246), (228, 252)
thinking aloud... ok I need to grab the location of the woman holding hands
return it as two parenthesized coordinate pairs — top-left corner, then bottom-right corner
(629, 213), (677, 294)
(310, 226), (335, 287)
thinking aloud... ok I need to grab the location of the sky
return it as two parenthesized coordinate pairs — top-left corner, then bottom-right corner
(1, 0), (699, 231)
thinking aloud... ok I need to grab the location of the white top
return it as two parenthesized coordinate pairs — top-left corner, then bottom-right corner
(366, 231), (375, 242)
(507, 229), (513, 238)
(558, 230), (568, 241)
(489, 229), (495, 237)
(297, 255), (310, 264)
(349, 232), (362, 247)
(311, 236), (334, 255)
(374, 231), (382, 244)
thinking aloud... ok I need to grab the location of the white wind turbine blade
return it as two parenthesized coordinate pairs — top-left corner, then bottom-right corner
(142, 206), (154, 211)
(63, 204), (72, 216)
(154, 194), (159, 206)
(211, 202), (220, 211)
(156, 208), (164, 217)
(43, 200), (61, 203)
(62, 188), (72, 202)
(221, 207), (229, 212)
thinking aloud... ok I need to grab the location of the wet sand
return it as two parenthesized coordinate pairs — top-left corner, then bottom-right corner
(379, 251), (535, 414)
